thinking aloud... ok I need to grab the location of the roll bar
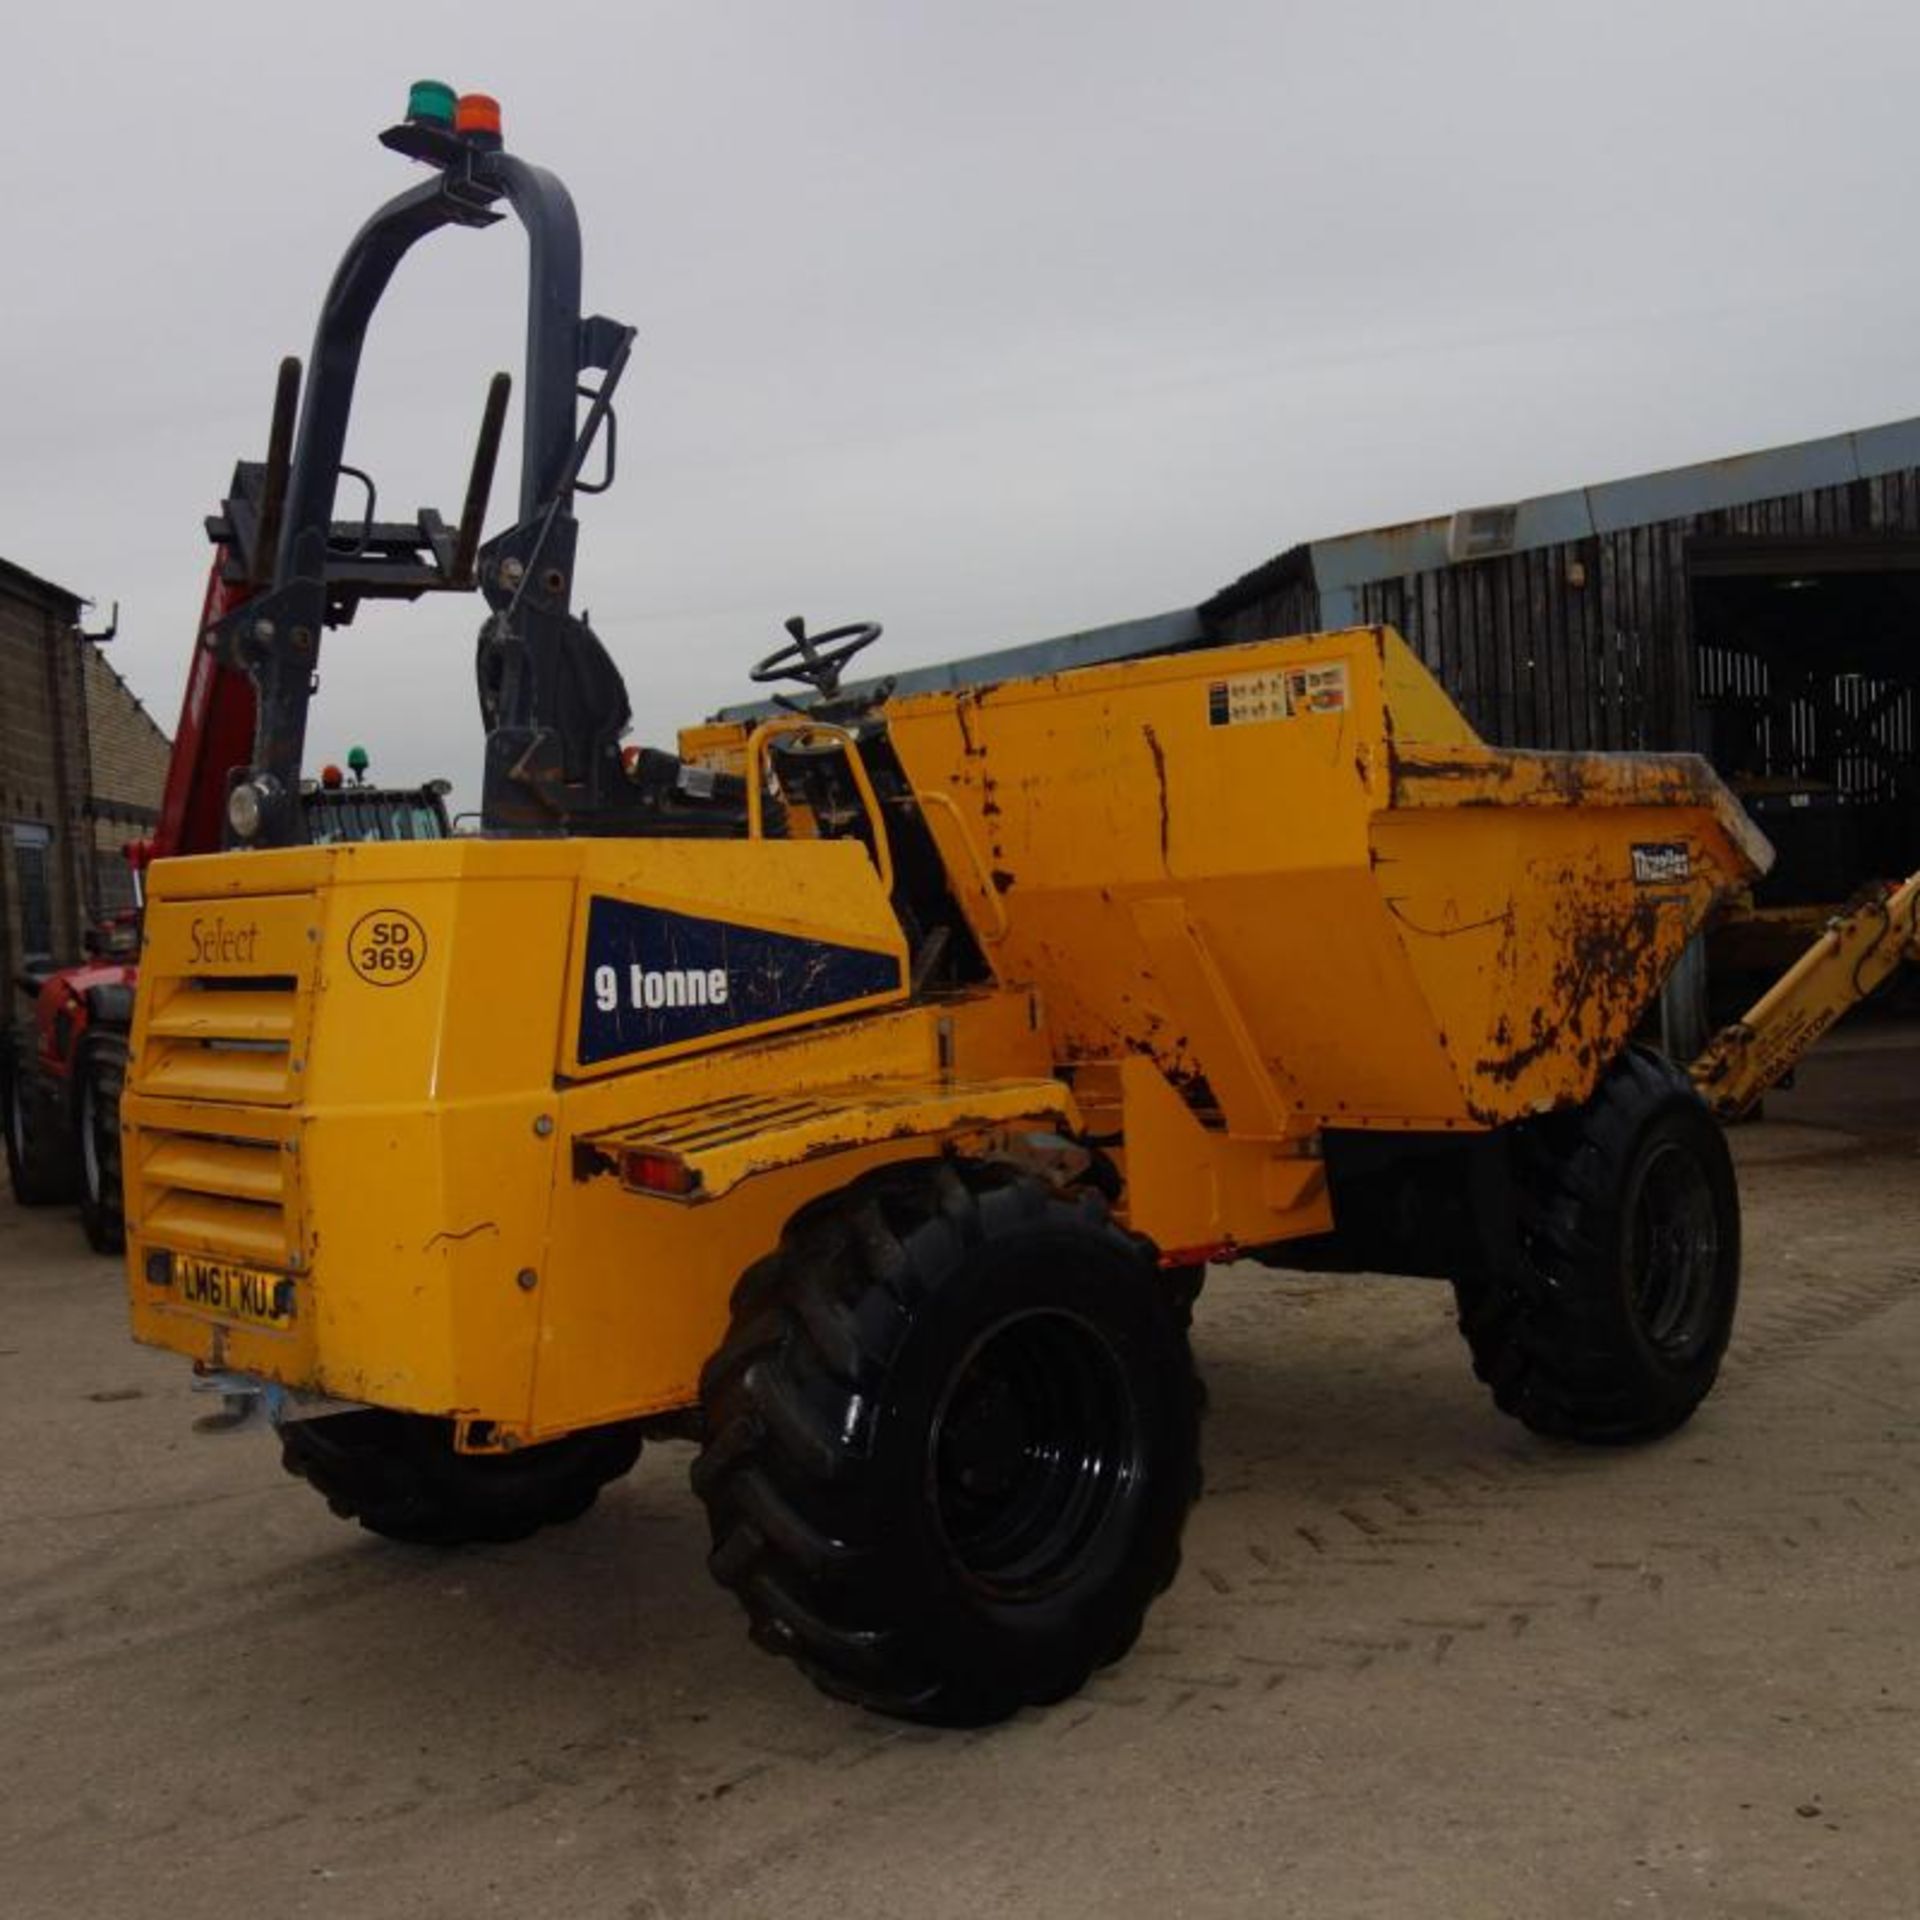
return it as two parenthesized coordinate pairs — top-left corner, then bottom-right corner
(206, 97), (649, 845)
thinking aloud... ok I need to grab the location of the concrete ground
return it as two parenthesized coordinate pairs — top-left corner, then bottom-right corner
(2, 1030), (1915, 1920)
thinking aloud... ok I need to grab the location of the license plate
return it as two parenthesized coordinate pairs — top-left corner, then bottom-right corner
(170, 1253), (296, 1331)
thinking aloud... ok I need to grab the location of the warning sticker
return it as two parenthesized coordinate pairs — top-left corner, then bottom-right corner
(1207, 659), (1350, 727)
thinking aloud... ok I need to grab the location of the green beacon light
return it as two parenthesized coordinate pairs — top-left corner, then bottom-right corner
(347, 745), (371, 782)
(406, 80), (458, 129)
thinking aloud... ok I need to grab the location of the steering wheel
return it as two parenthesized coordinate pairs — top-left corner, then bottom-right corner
(750, 616), (882, 697)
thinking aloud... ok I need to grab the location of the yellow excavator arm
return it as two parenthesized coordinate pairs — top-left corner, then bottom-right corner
(1690, 871), (1920, 1120)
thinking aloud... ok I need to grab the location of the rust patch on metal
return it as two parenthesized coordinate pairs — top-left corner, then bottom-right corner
(1142, 723), (1171, 868)
(1472, 881), (1667, 1098)
(1391, 745), (1725, 813)
(954, 697), (987, 760)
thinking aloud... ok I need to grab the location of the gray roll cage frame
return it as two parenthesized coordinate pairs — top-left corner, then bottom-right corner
(206, 112), (661, 844)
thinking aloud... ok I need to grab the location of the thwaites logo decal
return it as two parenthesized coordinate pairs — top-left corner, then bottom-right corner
(576, 897), (903, 1065)
(1630, 842), (1691, 885)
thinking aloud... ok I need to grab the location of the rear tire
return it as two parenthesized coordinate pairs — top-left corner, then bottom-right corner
(77, 1032), (128, 1254)
(1453, 1047), (1740, 1444)
(693, 1163), (1201, 1725)
(279, 1412), (644, 1546)
(3, 1025), (74, 1206)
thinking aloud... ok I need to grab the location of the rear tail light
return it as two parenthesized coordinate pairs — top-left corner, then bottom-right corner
(618, 1148), (700, 1198)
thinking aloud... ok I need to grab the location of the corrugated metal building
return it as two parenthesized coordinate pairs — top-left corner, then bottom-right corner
(832, 418), (1920, 923)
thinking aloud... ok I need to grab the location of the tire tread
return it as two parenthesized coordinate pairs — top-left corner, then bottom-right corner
(279, 1411), (643, 1546)
(1453, 1046), (1740, 1445)
(694, 1162), (1199, 1724)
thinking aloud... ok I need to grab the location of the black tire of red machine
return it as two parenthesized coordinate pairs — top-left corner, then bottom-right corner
(2, 1024), (76, 1207)
(279, 1412), (645, 1546)
(692, 1163), (1202, 1726)
(76, 1031), (130, 1255)
(1453, 1046), (1741, 1445)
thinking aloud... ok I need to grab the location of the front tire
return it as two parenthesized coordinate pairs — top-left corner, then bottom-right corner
(279, 1412), (644, 1545)
(1453, 1047), (1740, 1444)
(693, 1163), (1201, 1725)
(76, 1032), (128, 1254)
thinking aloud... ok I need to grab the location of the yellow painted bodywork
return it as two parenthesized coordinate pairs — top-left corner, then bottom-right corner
(125, 624), (1768, 1443)
(126, 835), (945, 1439)
(883, 626), (1770, 1132)
(590, 1075), (1076, 1203)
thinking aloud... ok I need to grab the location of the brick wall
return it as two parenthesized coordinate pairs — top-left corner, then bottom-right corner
(0, 571), (86, 985)
(0, 560), (172, 987)
(83, 643), (172, 919)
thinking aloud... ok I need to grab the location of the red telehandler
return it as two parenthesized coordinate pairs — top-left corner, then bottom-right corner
(3, 369), (460, 1250)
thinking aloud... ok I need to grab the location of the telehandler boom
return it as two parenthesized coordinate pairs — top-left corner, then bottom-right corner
(126, 89), (1771, 1724)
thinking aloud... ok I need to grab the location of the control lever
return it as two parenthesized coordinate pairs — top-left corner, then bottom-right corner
(252, 356), (302, 585)
(453, 372), (512, 585)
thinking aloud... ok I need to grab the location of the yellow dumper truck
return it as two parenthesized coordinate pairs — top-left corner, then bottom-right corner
(124, 89), (1769, 1724)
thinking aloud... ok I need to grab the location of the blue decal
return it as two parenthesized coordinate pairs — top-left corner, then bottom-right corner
(576, 897), (902, 1065)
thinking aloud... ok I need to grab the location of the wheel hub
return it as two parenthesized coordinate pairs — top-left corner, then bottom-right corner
(929, 1308), (1141, 1603)
(1626, 1139), (1719, 1356)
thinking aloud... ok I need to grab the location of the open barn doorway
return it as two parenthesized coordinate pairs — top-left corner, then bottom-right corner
(1688, 533), (1920, 1006)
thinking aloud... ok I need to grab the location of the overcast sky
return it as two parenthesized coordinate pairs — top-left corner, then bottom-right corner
(6, 1), (1920, 798)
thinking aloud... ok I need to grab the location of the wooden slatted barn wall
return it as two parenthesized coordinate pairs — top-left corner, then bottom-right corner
(1212, 471), (1920, 765)
(1359, 522), (1698, 752)
(1211, 574), (1319, 650)
(1354, 540), (1621, 749)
